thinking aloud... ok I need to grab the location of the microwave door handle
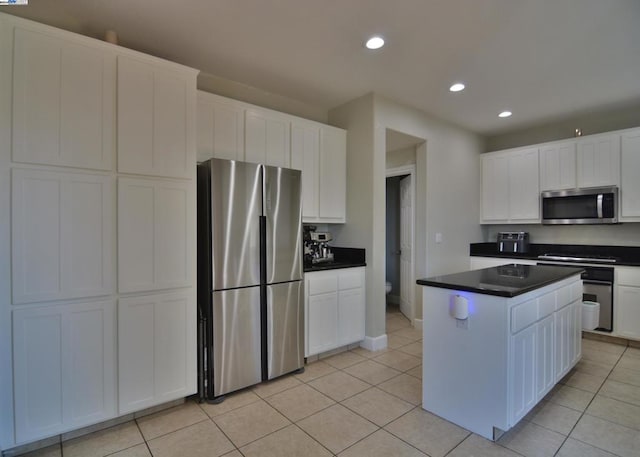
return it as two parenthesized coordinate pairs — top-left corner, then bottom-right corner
(597, 194), (603, 218)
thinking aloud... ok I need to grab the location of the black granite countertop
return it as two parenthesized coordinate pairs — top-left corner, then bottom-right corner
(417, 264), (584, 297)
(470, 243), (640, 267)
(304, 246), (366, 273)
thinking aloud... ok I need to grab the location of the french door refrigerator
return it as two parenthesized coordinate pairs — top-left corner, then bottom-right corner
(197, 158), (304, 401)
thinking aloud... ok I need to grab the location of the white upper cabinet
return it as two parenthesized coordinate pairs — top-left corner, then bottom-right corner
(481, 152), (509, 222)
(245, 108), (290, 168)
(318, 127), (347, 222)
(620, 128), (640, 221)
(291, 120), (320, 220)
(481, 147), (539, 223)
(118, 290), (196, 414)
(12, 27), (115, 170)
(197, 91), (245, 163)
(539, 141), (576, 191)
(13, 300), (116, 444)
(577, 134), (620, 188)
(117, 55), (196, 179)
(196, 91), (348, 223)
(508, 147), (539, 222)
(12, 169), (114, 304)
(118, 177), (194, 293)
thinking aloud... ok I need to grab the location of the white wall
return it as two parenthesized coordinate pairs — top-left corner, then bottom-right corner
(329, 93), (484, 338)
(486, 103), (640, 151)
(198, 72), (328, 123)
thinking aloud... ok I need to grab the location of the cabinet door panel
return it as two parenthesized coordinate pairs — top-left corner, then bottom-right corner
(13, 308), (64, 442)
(307, 292), (338, 357)
(245, 110), (290, 167)
(197, 93), (245, 162)
(536, 315), (555, 398)
(510, 325), (536, 424)
(118, 178), (194, 293)
(617, 286), (640, 340)
(481, 153), (509, 221)
(291, 122), (320, 220)
(117, 57), (154, 172)
(621, 130), (640, 219)
(338, 288), (365, 345)
(13, 300), (116, 443)
(12, 169), (113, 304)
(318, 127), (346, 221)
(509, 148), (539, 221)
(577, 135), (620, 188)
(155, 74), (188, 175)
(118, 291), (196, 414)
(118, 56), (194, 178)
(12, 28), (114, 170)
(554, 304), (572, 381)
(64, 303), (116, 425)
(539, 142), (576, 191)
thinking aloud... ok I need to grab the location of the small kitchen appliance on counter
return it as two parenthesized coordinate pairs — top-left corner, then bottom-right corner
(497, 232), (530, 254)
(303, 226), (334, 265)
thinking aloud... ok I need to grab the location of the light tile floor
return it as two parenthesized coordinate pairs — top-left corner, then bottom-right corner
(18, 307), (640, 457)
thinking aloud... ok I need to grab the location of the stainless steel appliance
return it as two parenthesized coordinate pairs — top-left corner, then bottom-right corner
(497, 232), (529, 253)
(197, 158), (304, 402)
(303, 226), (334, 264)
(537, 255), (614, 332)
(541, 186), (618, 225)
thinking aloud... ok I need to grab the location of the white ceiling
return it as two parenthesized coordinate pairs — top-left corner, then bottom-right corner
(2, 0), (640, 135)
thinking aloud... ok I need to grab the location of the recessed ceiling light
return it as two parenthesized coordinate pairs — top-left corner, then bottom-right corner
(365, 36), (385, 50)
(449, 83), (465, 92)
(498, 111), (513, 118)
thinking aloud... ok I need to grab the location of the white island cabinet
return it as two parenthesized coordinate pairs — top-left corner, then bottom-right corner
(419, 265), (582, 440)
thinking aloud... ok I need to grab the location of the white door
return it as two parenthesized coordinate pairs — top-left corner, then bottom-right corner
(399, 175), (413, 319)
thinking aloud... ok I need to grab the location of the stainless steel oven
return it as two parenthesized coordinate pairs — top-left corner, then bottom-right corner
(537, 259), (614, 332)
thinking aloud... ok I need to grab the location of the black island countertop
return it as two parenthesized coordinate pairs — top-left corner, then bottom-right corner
(417, 264), (584, 297)
(304, 246), (366, 272)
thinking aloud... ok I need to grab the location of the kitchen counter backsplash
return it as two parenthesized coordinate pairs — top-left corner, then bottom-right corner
(304, 247), (366, 272)
(470, 242), (640, 266)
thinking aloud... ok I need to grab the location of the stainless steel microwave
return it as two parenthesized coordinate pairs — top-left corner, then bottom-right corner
(541, 186), (618, 224)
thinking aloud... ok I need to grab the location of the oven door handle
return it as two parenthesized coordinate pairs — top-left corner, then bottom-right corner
(583, 279), (612, 286)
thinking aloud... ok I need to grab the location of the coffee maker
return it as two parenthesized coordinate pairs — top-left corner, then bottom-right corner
(303, 226), (334, 265)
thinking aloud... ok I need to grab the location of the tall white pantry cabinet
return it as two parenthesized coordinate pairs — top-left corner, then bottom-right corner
(0, 12), (198, 450)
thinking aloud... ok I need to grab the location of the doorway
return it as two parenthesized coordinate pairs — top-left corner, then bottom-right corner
(385, 166), (415, 321)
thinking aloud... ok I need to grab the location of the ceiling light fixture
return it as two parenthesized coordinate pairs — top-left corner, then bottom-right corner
(498, 111), (513, 118)
(365, 36), (385, 50)
(449, 83), (465, 92)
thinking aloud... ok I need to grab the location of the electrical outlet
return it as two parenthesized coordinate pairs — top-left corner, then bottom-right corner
(435, 233), (442, 244)
(456, 318), (469, 330)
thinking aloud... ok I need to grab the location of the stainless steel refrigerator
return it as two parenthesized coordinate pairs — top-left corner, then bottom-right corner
(197, 158), (304, 401)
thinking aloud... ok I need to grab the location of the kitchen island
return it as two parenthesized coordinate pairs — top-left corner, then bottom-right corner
(417, 264), (583, 440)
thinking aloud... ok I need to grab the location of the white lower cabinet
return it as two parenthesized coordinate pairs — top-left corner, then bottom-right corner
(12, 300), (116, 444)
(305, 267), (365, 357)
(118, 290), (196, 414)
(616, 266), (640, 340)
(510, 324), (537, 424)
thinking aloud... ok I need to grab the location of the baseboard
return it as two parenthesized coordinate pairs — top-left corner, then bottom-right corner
(413, 318), (423, 329)
(361, 334), (388, 352)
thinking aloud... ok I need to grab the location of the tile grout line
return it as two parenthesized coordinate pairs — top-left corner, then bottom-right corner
(550, 343), (627, 457)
